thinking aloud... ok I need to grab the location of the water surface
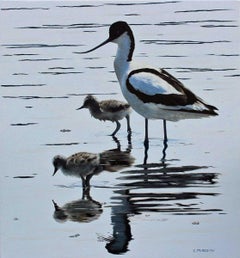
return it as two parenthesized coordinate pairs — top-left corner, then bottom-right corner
(1, 1), (240, 258)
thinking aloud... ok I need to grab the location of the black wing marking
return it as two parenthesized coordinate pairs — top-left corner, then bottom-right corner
(126, 68), (218, 114)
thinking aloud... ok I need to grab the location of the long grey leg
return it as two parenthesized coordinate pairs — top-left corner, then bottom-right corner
(112, 121), (121, 136)
(161, 120), (168, 161)
(163, 119), (168, 142)
(144, 118), (149, 148)
(125, 114), (131, 133)
(143, 118), (149, 165)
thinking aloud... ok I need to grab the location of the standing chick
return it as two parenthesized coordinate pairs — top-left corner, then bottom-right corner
(77, 95), (131, 136)
(52, 152), (102, 189)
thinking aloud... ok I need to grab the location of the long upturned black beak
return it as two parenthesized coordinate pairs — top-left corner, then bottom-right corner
(74, 37), (111, 54)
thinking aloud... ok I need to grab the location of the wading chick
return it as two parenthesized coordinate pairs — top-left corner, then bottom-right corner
(52, 152), (103, 189)
(77, 95), (131, 136)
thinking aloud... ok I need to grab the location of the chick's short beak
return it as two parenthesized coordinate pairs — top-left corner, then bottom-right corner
(52, 168), (58, 176)
(76, 105), (84, 110)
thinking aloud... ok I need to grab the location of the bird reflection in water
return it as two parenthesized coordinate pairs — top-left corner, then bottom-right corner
(52, 187), (102, 223)
(116, 163), (221, 215)
(101, 161), (222, 255)
(103, 189), (133, 255)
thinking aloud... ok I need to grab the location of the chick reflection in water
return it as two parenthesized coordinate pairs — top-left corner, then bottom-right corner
(52, 188), (102, 223)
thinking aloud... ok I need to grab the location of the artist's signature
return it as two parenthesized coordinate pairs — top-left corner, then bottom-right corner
(193, 248), (215, 253)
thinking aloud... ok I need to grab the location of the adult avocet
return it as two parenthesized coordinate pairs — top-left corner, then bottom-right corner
(77, 21), (218, 147)
(77, 95), (131, 136)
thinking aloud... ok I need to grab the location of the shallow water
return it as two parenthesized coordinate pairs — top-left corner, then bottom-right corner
(1, 1), (240, 257)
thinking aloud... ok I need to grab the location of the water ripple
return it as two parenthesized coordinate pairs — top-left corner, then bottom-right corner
(56, 4), (103, 8)
(2, 44), (82, 49)
(3, 53), (39, 57)
(48, 67), (75, 70)
(1, 7), (49, 11)
(44, 142), (79, 146)
(105, 1), (178, 6)
(13, 176), (35, 179)
(141, 39), (231, 45)
(39, 71), (83, 75)
(11, 123), (38, 126)
(19, 58), (62, 62)
(169, 67), (236, 73)
(3, 95), (68, 100)
(156, 20), (236, 26)
(175, 8), (232, 13)
(202, 24), (238, 28)
(112, 164), (221, 215)
(17, 23), (105, 30)
(1, 84), (45, 87)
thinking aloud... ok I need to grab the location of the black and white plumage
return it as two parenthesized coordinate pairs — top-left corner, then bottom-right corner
(78, 21), (218, 144)
(77, 95), (131, 136)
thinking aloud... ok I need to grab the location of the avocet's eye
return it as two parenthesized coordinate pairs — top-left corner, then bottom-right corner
(115, 30), (122, 36)
(110, 29), (121, 38)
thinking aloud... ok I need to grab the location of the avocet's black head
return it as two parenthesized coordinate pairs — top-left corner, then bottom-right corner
(109, 21), (132, 42)
(77, 21), (134, 60)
